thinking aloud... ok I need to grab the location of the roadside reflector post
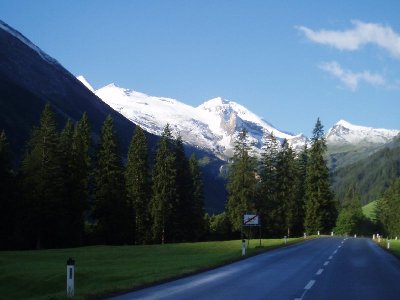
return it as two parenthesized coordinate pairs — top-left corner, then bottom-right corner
(378, 235), (381, 243)
(387, 240), (391, 249)
(284, 236), (287, 244)
(354, 234), (357, 238)
(396, 237), (398, 240)
(372, 234), (375, 240)
(242, 239), (246, 256)
(317, 231), (320, 236)
(67, 257), (75, 298)
(331, 232), (333, 237)
(304, 232), (306, 239)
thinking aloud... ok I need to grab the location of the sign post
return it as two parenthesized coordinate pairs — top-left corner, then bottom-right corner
(67, 258), (75, 298)
(242, 213), (261, 256)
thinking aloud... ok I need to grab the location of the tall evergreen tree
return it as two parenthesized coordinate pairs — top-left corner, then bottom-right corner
(0, 130), (16, 249)
(21, 103), (64, 249)
(276, 139), (298, 237)
(59, 120), (75, 246)
(293, 144), (308, 235)
(94, 115), (128, 244)
(125, 125), (151, 244)
(258, 131), (280, 236)
(172, 135), (194, 241)
(69, 113), (91, 245)
(189, 154), (206, 241)
(150, 125), (177, 243)
(304, 118), (337, 234)
(226, 128), (257, 232)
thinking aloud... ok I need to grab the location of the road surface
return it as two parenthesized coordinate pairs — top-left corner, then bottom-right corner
(109, 237), (400, 300)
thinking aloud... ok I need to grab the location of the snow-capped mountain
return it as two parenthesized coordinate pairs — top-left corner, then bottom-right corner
(84, 78), (308, 159)
(326, 120), (400, 145)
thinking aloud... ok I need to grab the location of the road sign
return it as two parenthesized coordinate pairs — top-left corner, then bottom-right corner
(243, 214), (260, 226)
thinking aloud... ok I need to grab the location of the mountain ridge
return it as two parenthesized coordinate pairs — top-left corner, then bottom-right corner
(88, 78), (309, 159)
(80, 76), (399, 161)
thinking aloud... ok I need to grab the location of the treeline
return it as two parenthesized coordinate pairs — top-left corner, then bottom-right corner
(0, 104), (206, 249)
(332, 179), (400, 237)
(221, 118), (338, 238)
(376, 179), (400, 238)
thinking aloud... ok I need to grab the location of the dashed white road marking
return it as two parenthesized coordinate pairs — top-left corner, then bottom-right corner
(304, 280), (316, 290)
(324, 261), (329, 266)
(316, 268), (324, 275)
(333, 250), (337, 255)
(329, 255), (333, 260)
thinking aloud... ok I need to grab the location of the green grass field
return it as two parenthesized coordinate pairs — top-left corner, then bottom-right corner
(381, 239), (400, 257)
(0, 238), (303, 300)
(362, 200), (377, 221)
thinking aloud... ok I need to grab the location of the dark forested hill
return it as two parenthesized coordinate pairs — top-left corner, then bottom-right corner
(331, 137), (400, 205)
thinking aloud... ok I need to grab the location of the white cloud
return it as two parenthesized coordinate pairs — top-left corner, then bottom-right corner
(296, 21), (400, 58)
(319, 61), (386, 90)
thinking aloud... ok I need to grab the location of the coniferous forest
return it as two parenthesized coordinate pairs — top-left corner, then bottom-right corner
(1, 104), (399, 250)
(0, 104), (206, 249)
(226, 118), (338, 239)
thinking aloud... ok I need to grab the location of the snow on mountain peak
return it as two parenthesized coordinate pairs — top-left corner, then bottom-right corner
(91, 79), (307, 159)
(327, 119), (400, 145)
(77, 75), (95, 92)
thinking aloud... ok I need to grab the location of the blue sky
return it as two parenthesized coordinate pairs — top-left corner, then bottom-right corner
(1, 1), (400, 136)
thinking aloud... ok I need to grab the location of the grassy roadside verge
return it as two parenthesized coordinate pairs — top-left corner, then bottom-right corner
(0, 237), (304, 300)
(376, 239), (400, 258)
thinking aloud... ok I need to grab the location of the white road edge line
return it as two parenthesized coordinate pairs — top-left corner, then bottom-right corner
(316, 268), (324, 275)
(304, 280), (316, 290)
(324, 261), (329, 266)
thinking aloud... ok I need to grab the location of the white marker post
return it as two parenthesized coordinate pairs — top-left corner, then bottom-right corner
(317, 231), (320, 236)
(242, 239), (246, 256)
(387, 240), (391, 249)
(304, 232), (307, 239)
(284, 236), (287, 244)
(331, 232), (334, 237)
(67, 258), (75, 298)
(354, 234), (357, 238)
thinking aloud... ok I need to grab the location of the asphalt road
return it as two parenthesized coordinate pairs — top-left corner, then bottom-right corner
(109, 237), (400, 300)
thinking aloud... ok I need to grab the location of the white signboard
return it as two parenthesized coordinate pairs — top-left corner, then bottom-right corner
(243, 214), (260, 226)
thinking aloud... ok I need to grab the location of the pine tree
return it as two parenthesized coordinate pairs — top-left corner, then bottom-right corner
(0, 130), (16, 249)
(172, 135), (195, 242)
(304, 118), (337, 235)
(293, 144), (308, 235)
(69, 113), (91, 245)
(276, 139), (298, 237)
(150, 125), (177, 243)
(125, 125), (151, 244)
(226, 128), (257, 232)
(94, 115), (128, 244)
(21, 103), (64, 249)
(258, 131), (280, 236)
(189, 154), (206, 241)
(59, 120), (75, 246)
